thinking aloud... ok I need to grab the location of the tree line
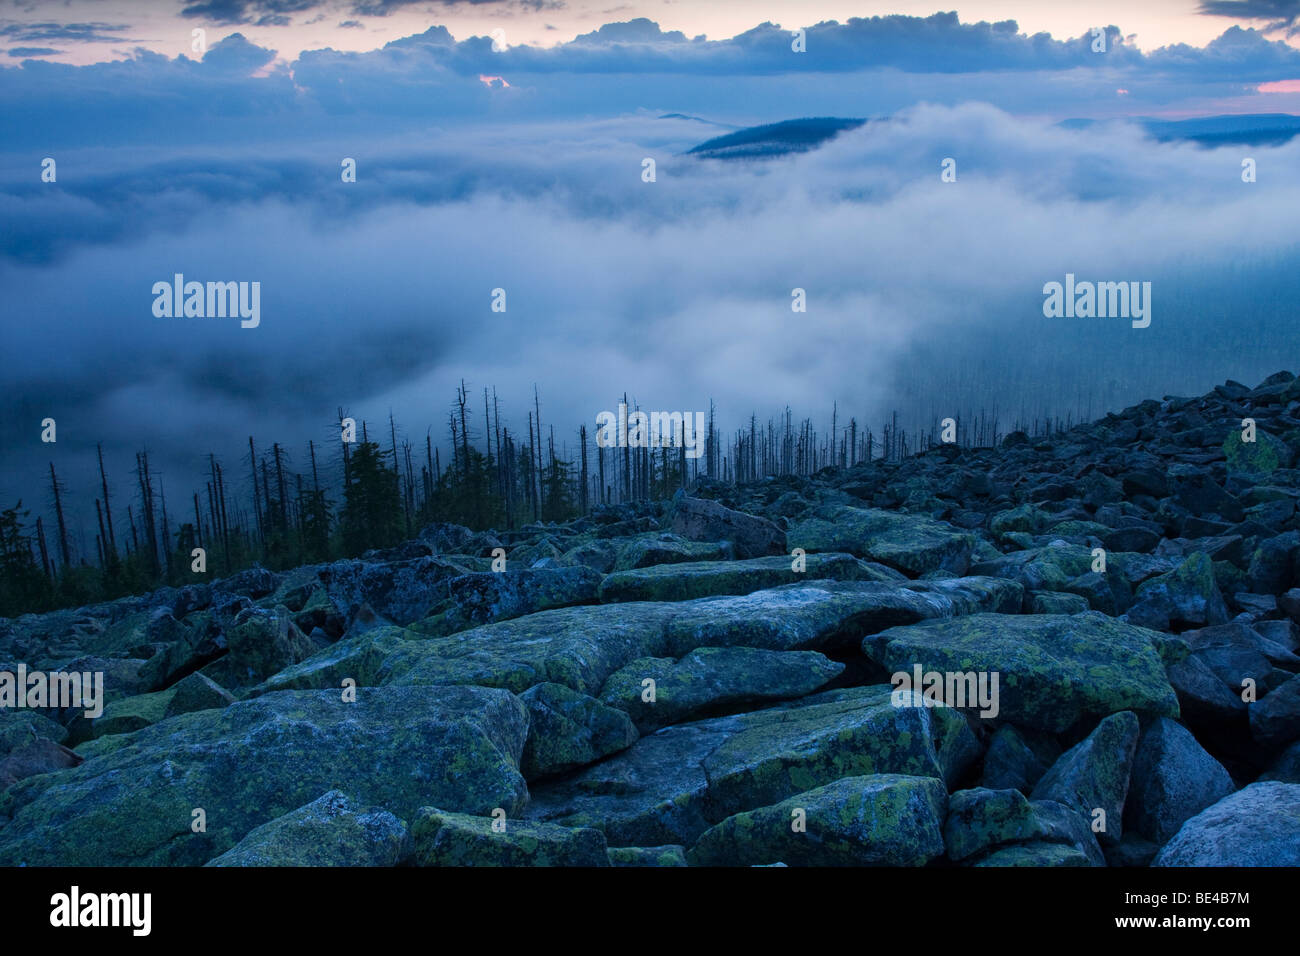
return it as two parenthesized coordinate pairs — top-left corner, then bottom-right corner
(0, 381), (1085, 618)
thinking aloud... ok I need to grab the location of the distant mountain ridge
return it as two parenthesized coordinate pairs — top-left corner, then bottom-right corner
(685, 117), (869, 159)
(685, 112), (1300, 160)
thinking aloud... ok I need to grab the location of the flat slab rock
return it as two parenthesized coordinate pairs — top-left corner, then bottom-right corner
(370, 577), (1022, 697)
(788, 506), (977, 576)
(863, 611), (1180, 733)
(0, 686), (529, 866)
(1153, 782), (1300, 866)
(525, 684), (978, 848)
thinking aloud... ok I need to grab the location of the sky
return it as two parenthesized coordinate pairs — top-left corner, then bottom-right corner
(3, 1), (1300, 557)
(4, 1), (1300, 65)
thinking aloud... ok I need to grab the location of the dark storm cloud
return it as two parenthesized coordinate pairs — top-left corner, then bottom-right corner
(1200, 0), (1300, 35)
(179, 0), (322, 27)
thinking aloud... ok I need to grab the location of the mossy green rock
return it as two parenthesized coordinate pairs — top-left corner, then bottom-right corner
(410, 808), (608, 866)
(0, 686), (529, 866)
(990, 504), (1050, 537)
(204, 790), (410, 866)
(223, 605), (319, 686)
(246, 625), (411, 696)
(1030, 591), (1090, 615)
(375, 576), (1019, 698)
(606, 845), (689, 866)
(687, 774), (947, 867)
(612, 534), (731, 572)
(0, 710), (68, 750)
(973, 841), (1092, 866)
(662, 578), (1018, 657)
(598, 553), (897, 604)
(81, 687), (178, 741)
(599, 647), (844, 732)
(943, 787), (1048, 862)
(863, 612), (1179, 733)
(789, 506), (976, 576)
(431, 567), (603, 632)
(526, 684), (978, 847)
(519, 682), (638, 779)
(162, 672), (235, 718)
(380, 603), (680, 696)
(1224, 428), (1293, 476)
(1031, 711), (1140, 846)
(1127, 553), (1229, 631)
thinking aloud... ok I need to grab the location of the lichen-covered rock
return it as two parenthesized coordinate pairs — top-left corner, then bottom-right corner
(380, 603), (679, 696)
(1154, 782), (1300, 866)
(1223, 428), (1293, 476)
(163, 672), (235, 719)
(223, 605), (318, 686)
(1126, 553), (1229, 631)
(204, 790), (410, 866)
(863, 613), (1179, 733)
(247, 625), (410, 696)
(316, 556), (466, 625)
(598, 553), (894, 603)
(429, 567), (603, 633)
(526, 684), (977, 847)
(1029, 591), (1090, 615)
(606, 845), (688, 866)
(136, 612), (226, 691)
(0, 710), (68, 751)
(973, 842), (1092, 866)
(519, 682), (638, 779)
(599, 647), (843, 732)
(612, 534), (733, 572)
(943, 787), (1047, 862)
(1246, 531), (1300, 595)
(990, 504), (1050, 538)
(687, 774), (947, 867)
(980, 725), (1060, 792)
(76, 687), (178, 741)
(789, 506), (975, 576)
(669, 496), (787, 560)
(0, 686), (530, 866)
(941, 788), (1105, 865)
(1031, 711), (1140, 846)
(410, 808), (608, 866)
(663, 578), (1018, 657)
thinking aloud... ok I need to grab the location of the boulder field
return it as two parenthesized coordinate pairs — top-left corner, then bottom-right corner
(3, 372), (1300, 866)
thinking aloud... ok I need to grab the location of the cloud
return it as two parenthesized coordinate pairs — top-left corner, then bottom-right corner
(179, 0), (322, 27)
(5, 12), (1300, 540)
(6, 47), (60, 58)
(1200, 0), (1300, 36)
(4, 104), (1299, 536)
(351, 0), (564, 15)
(5, 14), (1300, 157)
(0, 21), (132, 44)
